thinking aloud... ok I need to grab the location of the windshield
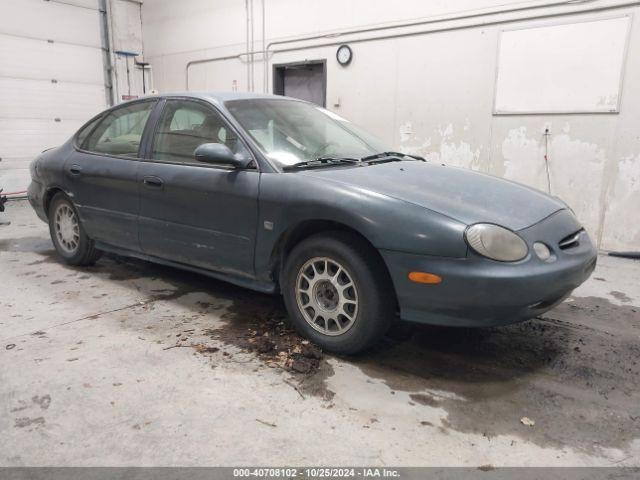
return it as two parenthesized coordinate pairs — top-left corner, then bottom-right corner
(225, 98), (391, 168)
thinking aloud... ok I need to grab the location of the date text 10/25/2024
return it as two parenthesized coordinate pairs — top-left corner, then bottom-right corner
(232, 468), (400, 478)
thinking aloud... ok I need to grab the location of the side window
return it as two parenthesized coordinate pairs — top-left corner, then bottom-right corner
(83, 101), (155, 157)
(152, 100), (249, 163)
(76, 115), (103, 148)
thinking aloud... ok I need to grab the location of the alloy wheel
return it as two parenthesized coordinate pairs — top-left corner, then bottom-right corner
(295, 256), (359, 336)
(54, 203), (80, 254)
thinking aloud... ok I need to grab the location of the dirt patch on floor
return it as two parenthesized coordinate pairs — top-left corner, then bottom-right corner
(82, 253), (336, 400)
(0, 236), (54, 255)
(409, 393), (440, 407)
(610, 290), (632, 303)
(14, 417), (45, 429)
(217, 300), (322, 372)
(151, 293), (335, 400)
(199, 294), (335, 400)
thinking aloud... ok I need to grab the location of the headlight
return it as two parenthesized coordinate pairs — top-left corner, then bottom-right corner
(465, 223), (528, 262)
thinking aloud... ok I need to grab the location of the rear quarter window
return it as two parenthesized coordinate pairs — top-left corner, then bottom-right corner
(75, 115), (103, 149)
(82, 101), (156, 157)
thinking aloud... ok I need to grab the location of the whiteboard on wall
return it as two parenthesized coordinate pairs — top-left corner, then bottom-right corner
(494, 15), (631, 114)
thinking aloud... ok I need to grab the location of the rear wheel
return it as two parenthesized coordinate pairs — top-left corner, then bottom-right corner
(48, 193), (101, 266)
(282, 231), (395, 354)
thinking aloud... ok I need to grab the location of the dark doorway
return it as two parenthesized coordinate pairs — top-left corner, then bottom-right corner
(273, 60), (326, 107)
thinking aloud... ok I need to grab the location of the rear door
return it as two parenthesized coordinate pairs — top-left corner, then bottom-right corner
(138, 98), (259, 277)
(66, 99), (157, 251)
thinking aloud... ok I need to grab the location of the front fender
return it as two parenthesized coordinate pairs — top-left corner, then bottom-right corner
(255, 172), (467, 281)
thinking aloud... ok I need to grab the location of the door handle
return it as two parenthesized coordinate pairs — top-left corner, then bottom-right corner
(142, 176), (164, 189)
(68, 164), (82, 176)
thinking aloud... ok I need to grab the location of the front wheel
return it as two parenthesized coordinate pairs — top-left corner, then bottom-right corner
(48, 192), (102, 266)
(282, 232), (395, 354)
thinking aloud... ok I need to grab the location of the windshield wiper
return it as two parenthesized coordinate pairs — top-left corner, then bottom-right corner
(361, 151), (426, 163)
(282, 152), (426, 171)
(282, 156), (359, 171)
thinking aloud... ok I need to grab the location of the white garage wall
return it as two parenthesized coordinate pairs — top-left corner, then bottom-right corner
(0, 0), (108, 193)
(0, 0), (146, 194)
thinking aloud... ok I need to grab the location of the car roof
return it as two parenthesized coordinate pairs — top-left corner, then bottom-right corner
(134, 91), (297, 105)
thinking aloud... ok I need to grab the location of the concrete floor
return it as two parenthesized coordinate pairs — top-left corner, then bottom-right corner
(1, 199), (639, 467)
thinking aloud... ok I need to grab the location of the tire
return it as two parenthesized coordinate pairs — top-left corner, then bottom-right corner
(48, 192), (102, 266)
(282, 231), (396, 354)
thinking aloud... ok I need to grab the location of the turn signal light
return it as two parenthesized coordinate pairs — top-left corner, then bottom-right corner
(408, 272), (442, 284)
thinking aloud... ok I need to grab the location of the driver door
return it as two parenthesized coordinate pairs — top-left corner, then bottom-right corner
(137, 98), (259, 277)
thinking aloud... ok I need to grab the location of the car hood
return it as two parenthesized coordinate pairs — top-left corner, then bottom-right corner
(299, 161), (566, 230)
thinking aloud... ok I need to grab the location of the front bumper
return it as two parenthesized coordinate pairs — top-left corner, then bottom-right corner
(381, 209), (597, 327)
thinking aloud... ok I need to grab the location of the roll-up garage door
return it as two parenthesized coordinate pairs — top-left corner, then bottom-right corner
(0, 0), (108, 193)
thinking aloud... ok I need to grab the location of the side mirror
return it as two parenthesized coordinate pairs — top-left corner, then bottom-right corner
(194, 143), (251, 168)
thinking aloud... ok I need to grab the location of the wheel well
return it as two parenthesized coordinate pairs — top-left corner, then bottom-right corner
(271, 220), (397, 307)
(43, 187), (65, 216)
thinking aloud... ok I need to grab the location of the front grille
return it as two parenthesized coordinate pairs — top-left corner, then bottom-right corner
(558, 229), (583, 250)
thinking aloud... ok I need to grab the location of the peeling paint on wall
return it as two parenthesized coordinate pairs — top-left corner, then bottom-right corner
(401, 123), (481, 170)
(601, 154), (640, 251)
(502, 127), (547, 191)
(439, 123), (454, 138)
(399, 121), (413, 143)
(501, 126), (607, 242)
(548, 133), (607, 242)
(437, 123), (481, 170)
(403, 138), (434, 159)
(441, 141), (481, 170)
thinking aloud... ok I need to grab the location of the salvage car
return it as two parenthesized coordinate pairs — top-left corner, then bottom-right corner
(27, 92), (597, 353)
